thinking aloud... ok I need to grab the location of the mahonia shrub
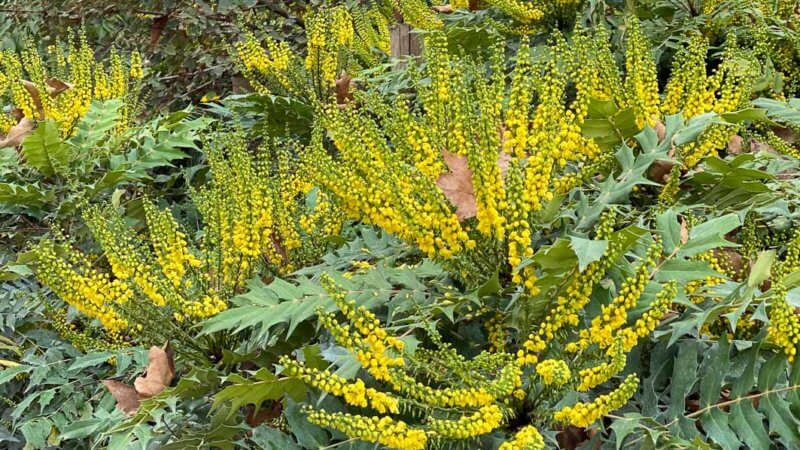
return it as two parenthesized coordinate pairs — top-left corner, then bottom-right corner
(32, 128), (344, 355)
(232, 4), (390, 102)
(279, 229), (679, 449)
(300, 24), (682, 291)
(0, 29), (143, 138)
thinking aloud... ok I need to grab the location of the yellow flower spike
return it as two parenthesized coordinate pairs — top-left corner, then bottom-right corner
(428, 404), (505, 439)
(535, 359), (572, 386)
(306, 409), (427, 450)
(623, 17), (660, 129)
(554, 374), (639, 428)
(499, 425), (546, 450)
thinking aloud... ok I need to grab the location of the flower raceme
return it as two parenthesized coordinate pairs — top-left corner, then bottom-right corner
(0, 29), (142, 136)
(284, 263), (677, 448)
(33, 129), (342, 350)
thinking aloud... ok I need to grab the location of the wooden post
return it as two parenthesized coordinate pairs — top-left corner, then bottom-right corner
(390, 23), (422, 69)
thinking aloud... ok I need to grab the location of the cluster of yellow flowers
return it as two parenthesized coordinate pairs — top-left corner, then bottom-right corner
(35, 240), (132, 336)
(499, 425), (545, 450)
(0, 29), (142, 136)
(307, 31), (616, 296)
(287, 246), (680, 447)
(193, 131), (343, 286)
(286, 275), (533, 449)
(535, 358), (571, 386)
(553, 374), (639, 427)
(282, 357), (399, 413)
(232, 4), (390, 100)
(768, 229), (800, 361)
(662, 33), (755, 168)
(34, 130), (341, 344)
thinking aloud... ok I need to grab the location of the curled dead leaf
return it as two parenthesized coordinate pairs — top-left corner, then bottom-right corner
(680, 217), (689, 245)
(335, 70), (354, 107)
(774, 126), (796, 145)
(650, 160), (675, 184)
(102, 380), (140, 416)
(654, 119), (666, 142)
(727, 135), (743, 155)
(431, 4), (454, 13)
(0, 118), (34, 148)
(103, 342), (175, 415)
(21, 80), (44, 117)
(750, 139), (778, 155)
(437, 150), (477, 221)
(436, 149), (514, 221)
(46, 78), (73, 97)
(134, 342), (175, 398)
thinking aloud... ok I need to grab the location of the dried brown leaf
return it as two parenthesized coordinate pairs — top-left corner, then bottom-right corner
(437, 150), (476, 221)
(46, 78), (73, 97)
(133, 343), (174, 398)
(750, 139), (778, 154)
(102, 380), (140, 415)
(335, 70), (353, 106)
(0, 118), (34, 148)
(727, 135), (743, 155)
(21, 80), (43, 117)
(774, 126), (796, 145)
(680, 217), (689, 245)
(655, 119), (666, 142)
(431, 4), (454, 13)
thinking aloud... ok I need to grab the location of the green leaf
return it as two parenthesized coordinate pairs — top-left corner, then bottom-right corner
(729, 401), (770, 450)
(699, 335), (730, 408)
(212, 368), (305, 413)
(69, 99), (122, 153)
(760, 392), (800, 445)
(250, 426), (301, 450)
(656, 209), (681, 254)
(679, 214), (740, 258)
(59, 418), (108, 440)
(666, 341), (699, 419)
(609, 414), (644, 450)
(655, 260), (723, 284)
(284, 398), (328, 449)
(68, 351), (114, 372)
(0, 364), (32, 384)
(700, 408), (739, 450)
(20, 119), (68, 177)
(568, 236), (608, 272)
(748, 251), (775, 288)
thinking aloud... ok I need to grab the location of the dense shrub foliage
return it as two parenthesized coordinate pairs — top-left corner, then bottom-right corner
(2, 1), (800, 449)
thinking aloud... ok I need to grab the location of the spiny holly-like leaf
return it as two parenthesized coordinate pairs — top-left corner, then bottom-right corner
(20, 119), (68, 176)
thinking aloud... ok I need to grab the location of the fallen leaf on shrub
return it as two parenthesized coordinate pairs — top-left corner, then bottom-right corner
(335, 70), (353, 106)
(21, 80), (44, 116)
(0, 118), (34, 148)
(431, 4), (454, 13)
(104, 342), (175, 415)
(774, 126), (796, 145)
(727, 135), (743, 154)
(134, 342), (175, 398)
(750, 139), (777, 154)
(680, 217), (689, 244)
(655, 119), (666, 142)
(46, 78), (73, 97)
(437, 150), (477, 220)
(437, 150), (514, 221)
(650, 160), (674, 183)
(102, 380), (140, 415)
